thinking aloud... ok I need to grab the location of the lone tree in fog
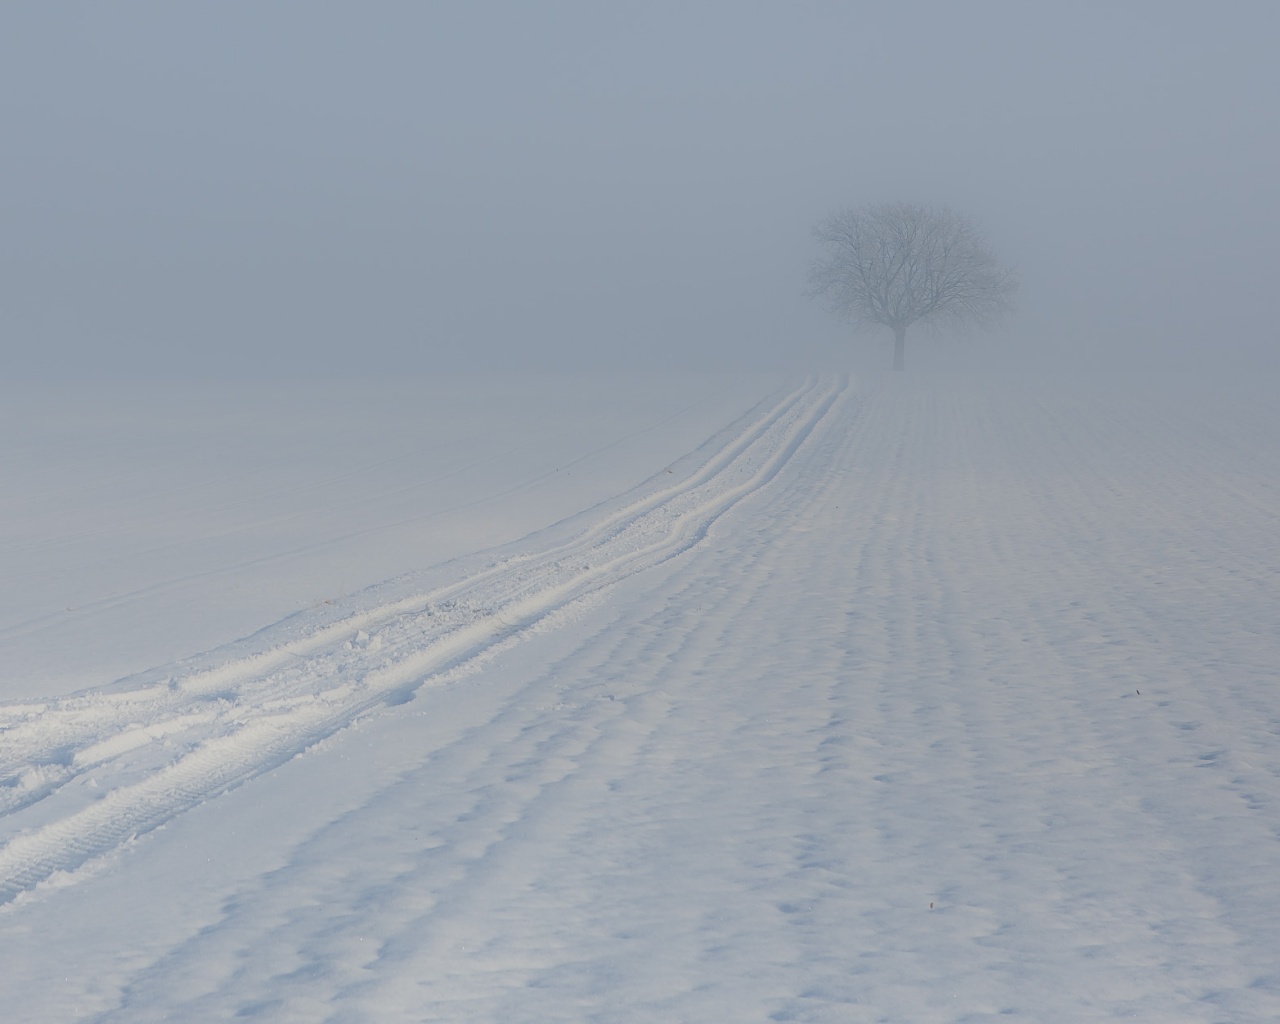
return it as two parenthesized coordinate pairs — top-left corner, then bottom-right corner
(808, 202), (1017, 370)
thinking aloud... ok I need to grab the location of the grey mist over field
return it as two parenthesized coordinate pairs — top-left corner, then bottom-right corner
(2, 2), (1277, 378)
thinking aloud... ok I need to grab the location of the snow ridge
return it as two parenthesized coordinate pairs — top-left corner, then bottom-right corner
(0, 374), (844, 905)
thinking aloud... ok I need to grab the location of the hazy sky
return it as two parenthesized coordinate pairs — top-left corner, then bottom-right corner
(3, 1), (1277, 376)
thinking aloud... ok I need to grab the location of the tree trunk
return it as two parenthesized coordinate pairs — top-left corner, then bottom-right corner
(893, 326), (906, 371)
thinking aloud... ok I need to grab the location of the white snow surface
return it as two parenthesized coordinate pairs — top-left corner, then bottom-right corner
(0, 374), (777, 699)
(2, 371), (1279, 1022)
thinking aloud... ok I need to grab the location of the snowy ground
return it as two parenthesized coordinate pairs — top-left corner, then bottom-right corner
(0, 374), (776, 699)
(2, 371), (1279, 1022)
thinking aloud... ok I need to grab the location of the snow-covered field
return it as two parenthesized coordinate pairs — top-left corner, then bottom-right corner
(0, 375), (776, 699)
(2, 371), (1279, 1022)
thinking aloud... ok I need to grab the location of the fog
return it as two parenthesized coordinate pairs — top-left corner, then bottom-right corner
(3, 2), (1277, 378)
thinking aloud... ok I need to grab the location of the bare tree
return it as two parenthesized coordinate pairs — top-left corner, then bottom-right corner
(808, 202), (1017, 370)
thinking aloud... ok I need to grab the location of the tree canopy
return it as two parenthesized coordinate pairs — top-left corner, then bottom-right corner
(808, 203), (1017, 369)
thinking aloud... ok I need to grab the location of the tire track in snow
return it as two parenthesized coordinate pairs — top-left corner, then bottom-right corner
(85, 381), (862, 1023)
(0, 375), (844, 906)
(0, 377), (819, 797)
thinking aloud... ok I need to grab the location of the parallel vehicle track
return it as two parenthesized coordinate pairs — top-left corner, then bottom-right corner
(0, 375), (845, 905)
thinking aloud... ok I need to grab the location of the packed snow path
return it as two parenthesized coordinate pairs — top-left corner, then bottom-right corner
(2, 374), (1279, 1022)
